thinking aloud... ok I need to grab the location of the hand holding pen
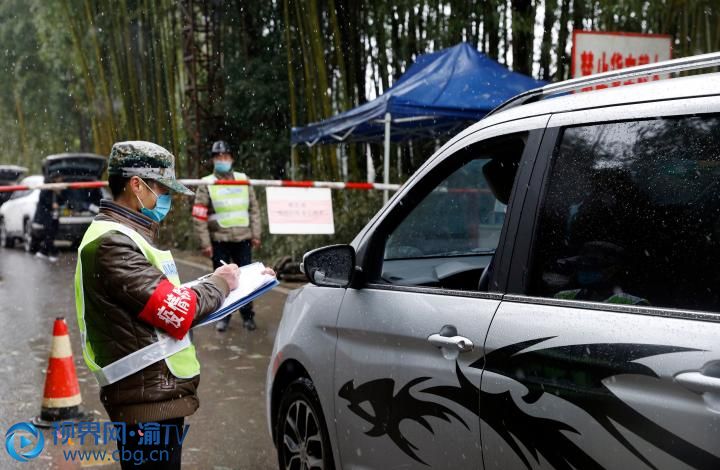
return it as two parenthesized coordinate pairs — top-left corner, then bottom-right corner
(214, 260), (240, 290)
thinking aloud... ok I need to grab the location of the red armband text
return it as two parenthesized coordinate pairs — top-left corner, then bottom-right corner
(192, 204), (208, 221)
(138, 279), (197, 340)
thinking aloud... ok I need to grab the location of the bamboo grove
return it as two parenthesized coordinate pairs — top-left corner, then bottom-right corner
(0, 0), (718, 183)
(0, 0), (185, 173)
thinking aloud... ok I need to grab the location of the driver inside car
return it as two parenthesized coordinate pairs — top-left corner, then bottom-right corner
(554, 241), (649, 305)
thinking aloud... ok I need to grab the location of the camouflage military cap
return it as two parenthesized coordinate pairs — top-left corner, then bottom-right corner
(108, 140), (193, 196)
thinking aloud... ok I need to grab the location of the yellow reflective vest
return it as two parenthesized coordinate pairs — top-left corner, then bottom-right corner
(75, 221), (200, 386)
(202, 172), (250, 228)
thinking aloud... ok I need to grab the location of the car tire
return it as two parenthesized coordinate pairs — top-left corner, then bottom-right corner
(276, 377), (335, 470)
(23, 219), (39, 253)
(0, 219), (13, 248)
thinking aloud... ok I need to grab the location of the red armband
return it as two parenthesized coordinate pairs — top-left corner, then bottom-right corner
(138, 279), (197, 340)
(192, 204), (208, 221)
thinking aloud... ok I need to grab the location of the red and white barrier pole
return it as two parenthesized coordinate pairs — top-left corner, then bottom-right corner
(0, 179), (401, 193)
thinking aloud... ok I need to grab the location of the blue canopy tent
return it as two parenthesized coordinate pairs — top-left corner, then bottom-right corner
(291, 42), (545, 200)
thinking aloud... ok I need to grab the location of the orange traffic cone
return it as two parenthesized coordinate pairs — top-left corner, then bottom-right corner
(33, 317), (92, 428)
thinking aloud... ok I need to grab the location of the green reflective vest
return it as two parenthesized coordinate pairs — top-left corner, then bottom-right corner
(75, 220), (200, 386)
(203, 172), (250, 228)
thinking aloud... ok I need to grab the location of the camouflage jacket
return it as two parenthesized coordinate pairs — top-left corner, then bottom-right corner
(192, 170), (262, 247)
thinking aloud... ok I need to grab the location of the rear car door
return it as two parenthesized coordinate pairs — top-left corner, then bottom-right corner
(43, 154), (107, 243)
(332, 116), (548, 469)
(44, 154), (106, 219)
(482, 100), (720, 469)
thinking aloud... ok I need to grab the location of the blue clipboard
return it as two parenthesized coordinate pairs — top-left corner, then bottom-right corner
(185, 262), (279, 328)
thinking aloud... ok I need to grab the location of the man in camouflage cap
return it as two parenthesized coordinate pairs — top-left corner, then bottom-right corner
(75, 140), (244, 469)
(107, 140), (194, 196)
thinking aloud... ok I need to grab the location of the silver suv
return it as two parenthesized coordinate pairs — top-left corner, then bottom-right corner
(267, 54), (720, 469)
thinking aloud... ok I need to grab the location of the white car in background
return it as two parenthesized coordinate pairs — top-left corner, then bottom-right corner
(0, 174), (43, 250)
(0, 153), (107, 251)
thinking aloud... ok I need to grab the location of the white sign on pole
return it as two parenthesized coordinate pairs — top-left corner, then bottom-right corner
(266, 187), (335, 234)
(572, 31), (672, 89)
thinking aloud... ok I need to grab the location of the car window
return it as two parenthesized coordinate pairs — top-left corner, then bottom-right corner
(9, 190), (29, 200)
(378, 133), (527, 290)
(529, 115), (720, 312)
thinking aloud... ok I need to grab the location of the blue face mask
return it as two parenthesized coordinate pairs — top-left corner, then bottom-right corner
(137, 180), (172, 222)
(214, 161), (232, 173)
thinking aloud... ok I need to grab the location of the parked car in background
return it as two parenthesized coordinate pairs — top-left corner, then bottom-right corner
(0, 153), (107, 251)
(267, 56), (720, 469)
(0, 165), (27, 208)
(0, 174), (42, 249)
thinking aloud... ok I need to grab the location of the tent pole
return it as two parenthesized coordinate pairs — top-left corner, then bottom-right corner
(290, 145), (296, 180)
(383, 112), (391, 204)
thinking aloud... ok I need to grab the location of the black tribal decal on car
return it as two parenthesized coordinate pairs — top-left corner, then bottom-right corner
(338, 338), (720, 469)
(424, 361), (603, 470)
(338, 377), (467, 465)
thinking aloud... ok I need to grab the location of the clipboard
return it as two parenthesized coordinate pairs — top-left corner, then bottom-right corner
(184, 262), (279, 328)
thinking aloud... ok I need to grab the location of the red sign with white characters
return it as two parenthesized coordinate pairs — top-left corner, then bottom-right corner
(572, 31), (672, 90)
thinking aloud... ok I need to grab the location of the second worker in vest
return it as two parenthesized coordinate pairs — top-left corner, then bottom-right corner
(75, 141), (251, 469)
(192, 140), (262, 332)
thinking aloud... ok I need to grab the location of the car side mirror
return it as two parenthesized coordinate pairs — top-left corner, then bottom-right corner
(302, 245), (356, 288)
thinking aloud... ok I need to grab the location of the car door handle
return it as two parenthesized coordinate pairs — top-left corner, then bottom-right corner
(674, 371), (720, 394)
(427, 334), (474, 352)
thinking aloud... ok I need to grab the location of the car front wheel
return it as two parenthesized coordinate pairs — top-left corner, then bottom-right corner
(276, 378), (334, 470)
(0, 219), (13, 248)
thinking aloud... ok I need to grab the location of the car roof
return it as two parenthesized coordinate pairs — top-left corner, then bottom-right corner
(0, 165), (28, 172)
(447, 72), (720, 148)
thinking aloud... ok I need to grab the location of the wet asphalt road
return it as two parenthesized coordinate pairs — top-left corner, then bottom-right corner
(0, 246), (291, 469)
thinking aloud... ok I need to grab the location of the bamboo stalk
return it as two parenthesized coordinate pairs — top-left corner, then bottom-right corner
(84, 0), (116, 146)
(284, 0), (299, 179)
(121, 0), (142, 138)
(328, 0), (350, 111)
(61, 0), (104, 153)
(13, 91), (28, 168)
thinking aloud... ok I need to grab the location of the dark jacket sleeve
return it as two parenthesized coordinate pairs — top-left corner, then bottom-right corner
(190, 275), (229, 325)
(249, 186), (262, 239)
(96, 232), (228, 326)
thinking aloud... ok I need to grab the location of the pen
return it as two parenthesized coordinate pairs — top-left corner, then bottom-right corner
(220, 259), (241, 281)
(195, 261), (234, 283)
